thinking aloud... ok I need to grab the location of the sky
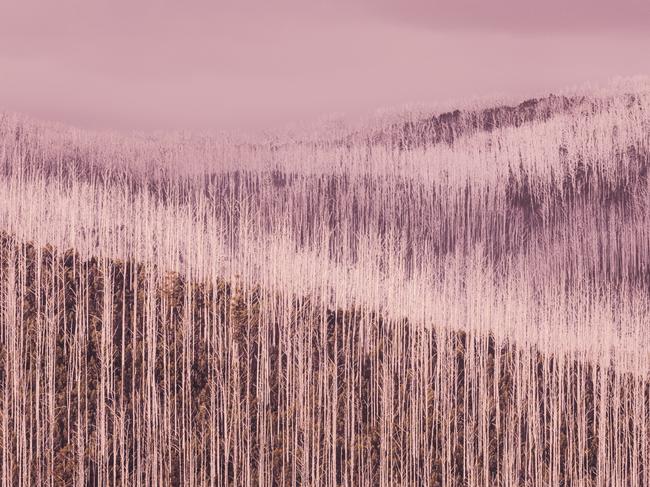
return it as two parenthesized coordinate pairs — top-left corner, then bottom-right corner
(1, 0), (649, 132)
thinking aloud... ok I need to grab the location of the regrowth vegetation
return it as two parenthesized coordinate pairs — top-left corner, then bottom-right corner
(0, 79), (649, 486)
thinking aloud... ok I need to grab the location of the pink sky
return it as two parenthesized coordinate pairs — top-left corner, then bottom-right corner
(1, 1), (649, 131)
